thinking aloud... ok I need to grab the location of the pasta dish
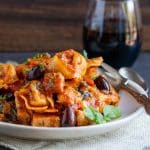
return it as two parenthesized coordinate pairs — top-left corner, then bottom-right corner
(0, 49), (121, 127)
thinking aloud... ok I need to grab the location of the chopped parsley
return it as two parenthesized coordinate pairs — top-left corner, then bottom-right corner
(31, 83), (36, 89)
(92, 76), (98, 80)
(49, 80), (54, 88)
(23, 68), (31, 74)
(80, 81), (88, 87)
(81, 91), (93, 100)
(0, 95), (6, 100)
(10, 108), (17, 116)
(83, 50), (88, 59)
(0, 104), (3, 113)
(33, 53), (44, 59)
(39, 64), (45, 70)
(84, 105), (121, 124)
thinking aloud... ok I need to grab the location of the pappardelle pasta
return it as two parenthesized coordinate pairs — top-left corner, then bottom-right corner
(0, 49), (121, 127)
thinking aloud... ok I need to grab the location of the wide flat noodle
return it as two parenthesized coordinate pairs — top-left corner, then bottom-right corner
(53, 49), (87, 79)
(15, 92), (31, 125)
(15, 81), (58, 115)
(87, 57), (103, 68)
(31, 113), (60, 127)
(58, 86), (82, 105)
(0, 64), (18, 88)
(29, 81), (48, 107)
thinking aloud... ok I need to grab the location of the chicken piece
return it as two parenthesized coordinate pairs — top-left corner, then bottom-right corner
(76, 110), (89, 126)
(1, 101), (18, 123)
(3, 102), (11, 115)
(58, 87), (82, 105)
(85, 67), (101, 80)
(26, 53), (51, 67)
(16, 64), (29, 79)
(29, 81), (48, 107)
(87, 57), (103, 68)
(65, 78), (81, 89)
(42, 72), (65, 94)
(31, 114), (60, 127)
(102, 86), (120, 106)
(88, 85), (120, 106)
(0, 64), (18, 88)
(79, 82), (119, 111)
(0, 114), (4, 121)
(15, 92), (31, 125)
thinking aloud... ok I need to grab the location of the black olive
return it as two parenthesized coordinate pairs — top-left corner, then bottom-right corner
(27, 65), (45, 80)
(61, 106), (76, 127)
(0, 88), (15, 102)
(94, 76), (110, 94)
(6, 93), (15, 102)
(5, 114), (12, 122)
(0, 88), (10, 95)
(5, 110), (17, 122)
(53, 93), (58, 102)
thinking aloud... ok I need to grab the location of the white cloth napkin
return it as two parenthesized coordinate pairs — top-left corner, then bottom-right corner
(0, 112), (150, 150)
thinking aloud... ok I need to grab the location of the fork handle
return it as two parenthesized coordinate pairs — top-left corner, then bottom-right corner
(121, 84), (150, 115)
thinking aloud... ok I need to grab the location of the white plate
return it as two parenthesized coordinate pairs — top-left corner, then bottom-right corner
(0, 80), (146, 140)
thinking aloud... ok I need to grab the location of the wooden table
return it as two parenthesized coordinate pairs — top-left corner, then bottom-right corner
(0, 0), (149, 51)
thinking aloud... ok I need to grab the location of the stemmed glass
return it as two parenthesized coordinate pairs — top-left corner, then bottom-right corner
(83, 0), (142, 69)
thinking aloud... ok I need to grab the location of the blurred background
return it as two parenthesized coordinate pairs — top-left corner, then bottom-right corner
(0, 0), (149, 52)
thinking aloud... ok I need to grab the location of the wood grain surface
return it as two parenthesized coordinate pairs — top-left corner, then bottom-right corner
(0, 0), (149, 51)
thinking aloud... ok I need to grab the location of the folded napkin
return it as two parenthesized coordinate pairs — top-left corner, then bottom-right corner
(0, 112), (150, 150)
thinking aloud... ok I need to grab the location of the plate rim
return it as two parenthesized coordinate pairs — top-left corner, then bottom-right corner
(0, 105), (144, 131)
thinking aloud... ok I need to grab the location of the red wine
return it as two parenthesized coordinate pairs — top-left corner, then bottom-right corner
(83, 26), (142, 69)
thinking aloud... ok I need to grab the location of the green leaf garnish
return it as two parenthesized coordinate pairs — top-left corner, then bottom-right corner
(103, 116), (111, 122)
(93, 110), (106, 124)
(84, 106), (95, 121)
(84, 105), (121, 124)
(83, 50), (88, 59)
(103, 105), (121, 120)
(84, 106), (106, 124)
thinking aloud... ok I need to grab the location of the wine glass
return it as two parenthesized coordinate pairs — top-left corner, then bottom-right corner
(83, 0), (142, 69)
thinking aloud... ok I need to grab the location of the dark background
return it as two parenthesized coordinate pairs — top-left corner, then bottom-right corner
(0, 0), (149, 51)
